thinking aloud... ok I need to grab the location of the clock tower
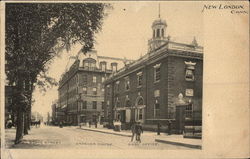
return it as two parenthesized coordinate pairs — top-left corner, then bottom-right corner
(148, 4), (169, 52)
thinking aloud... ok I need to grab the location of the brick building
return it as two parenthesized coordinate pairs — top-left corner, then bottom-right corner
(58, 49), (132, 126)
(104, 16), (203, 132)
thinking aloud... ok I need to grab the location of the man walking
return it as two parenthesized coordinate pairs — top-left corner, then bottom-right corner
(135, 122), (143, 143)
(130, 122), (136, 142)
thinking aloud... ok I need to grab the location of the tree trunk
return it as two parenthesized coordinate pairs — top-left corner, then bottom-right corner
(15, 108), (24, 144)
(27, 108), (31, 130)
(23, 112), (28, 135)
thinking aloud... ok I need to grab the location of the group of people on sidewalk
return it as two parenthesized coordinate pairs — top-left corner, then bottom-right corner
(131, 122), (143, 143)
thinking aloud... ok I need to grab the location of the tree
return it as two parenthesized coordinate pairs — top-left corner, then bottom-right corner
(5, 3), (111, 144)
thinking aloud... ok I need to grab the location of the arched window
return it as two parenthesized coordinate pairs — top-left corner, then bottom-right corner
(161, 28), (164, 37)
(136, 96), (143, 106)
(157, 29), (160, 37)
(115, 98), (120, 107)
(83, 58), (96, 69)
(125, 99), (131, 107)
(153, 30), (155, 38)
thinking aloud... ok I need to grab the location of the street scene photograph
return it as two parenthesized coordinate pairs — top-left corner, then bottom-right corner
(4, 1), (203, 152)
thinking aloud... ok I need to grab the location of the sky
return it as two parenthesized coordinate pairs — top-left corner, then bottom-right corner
(32, 1), (204, 119)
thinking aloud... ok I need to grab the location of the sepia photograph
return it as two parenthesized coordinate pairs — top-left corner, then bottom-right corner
(1, 1), (249, 159)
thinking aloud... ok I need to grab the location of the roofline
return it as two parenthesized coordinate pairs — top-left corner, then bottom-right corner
(104, 47), (203, 84)
(97, 56), (134, 62)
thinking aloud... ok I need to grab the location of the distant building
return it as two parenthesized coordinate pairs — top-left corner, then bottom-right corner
(104, 15), (203, 133)
(31, 111), (43, 122)
(51, 100), (58, 124)
(58, 49), (132, 125)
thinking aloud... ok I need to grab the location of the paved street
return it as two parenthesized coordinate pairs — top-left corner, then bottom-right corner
(5, 125), (192, 150)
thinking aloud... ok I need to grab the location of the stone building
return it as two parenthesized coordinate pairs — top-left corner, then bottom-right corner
(58, 49), (132, 125)
(104, 15), (203, 133)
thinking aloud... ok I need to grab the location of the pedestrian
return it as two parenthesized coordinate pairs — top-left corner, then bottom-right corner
(135, 122), (143, 143)
(59, 121), (63, 128)
(95, 120), (98, 128)
(157, 122), (161, 135)
(89, 120), (91, 128)
(130, 122), (136, 142)
(168, 120), (172, 135)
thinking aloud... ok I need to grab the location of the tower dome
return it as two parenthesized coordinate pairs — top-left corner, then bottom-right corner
(148, 4), (168, 52)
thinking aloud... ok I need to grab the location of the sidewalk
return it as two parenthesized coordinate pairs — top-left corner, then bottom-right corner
(155, 135), (202, 149)
(78, 125), (202, 149)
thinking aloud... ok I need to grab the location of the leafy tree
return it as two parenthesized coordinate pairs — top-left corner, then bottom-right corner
(5, 3), (111, 144)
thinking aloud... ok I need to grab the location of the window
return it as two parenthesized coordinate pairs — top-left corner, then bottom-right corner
(106, 85), (110, 96)
(115, 98), (120, 107)
(82, 87), (87, 94)
(125, 100), (131, 107)
(137, 72), (142, 87)
(101, 77), (105, 83)
(154, 64), (161, 82)
(93, 76), (97, 83)
(7, 97), (12, 104)
(125, 77), (130, 90)
(139, 109), (143, 120)
(101, 88), (104, 92)
(155, 67), (160, 82)
(82, 75), (87, 85)
(92, 101), (97, 109)
(83, 58), (97, 70)
(161, 28), (164, 37)
(90, 62), (96, 69)
(115, 81), (120, 92)
(83, 61), (89, 68)
(185, 89), (194, 97)
(185, 104), (193, 118)
(157, 29), (160, 37)
(185, 69), (194, 81)
(137, 98), (143, 106)
(154, 90), (160, 97)
(107, 100), (110, 106)
(184, 61), (196, 81)
(100, 62), (106, 71)
(153, 30), (155, 38)
(93, 87), (97, 95)
(125, 95), (131, 107)
(101, 102), (105, 110)
(82, 101), (87, 109)
(111, 63), (118, 72)
(155, 99), (160, 109)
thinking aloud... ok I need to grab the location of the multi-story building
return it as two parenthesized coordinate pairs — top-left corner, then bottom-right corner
(51, 99), (62, 125)
(104, 15), (203, 133)
(58, 49), (132, 125)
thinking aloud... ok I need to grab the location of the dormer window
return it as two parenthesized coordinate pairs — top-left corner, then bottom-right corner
(100, 61), (107, 72)
(111, 62), (118, 72)
(83, 58), (96, 69)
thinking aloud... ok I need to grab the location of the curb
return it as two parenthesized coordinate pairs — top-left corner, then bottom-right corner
(155, 139), (202, 149)
(78, 127), (131, 137)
